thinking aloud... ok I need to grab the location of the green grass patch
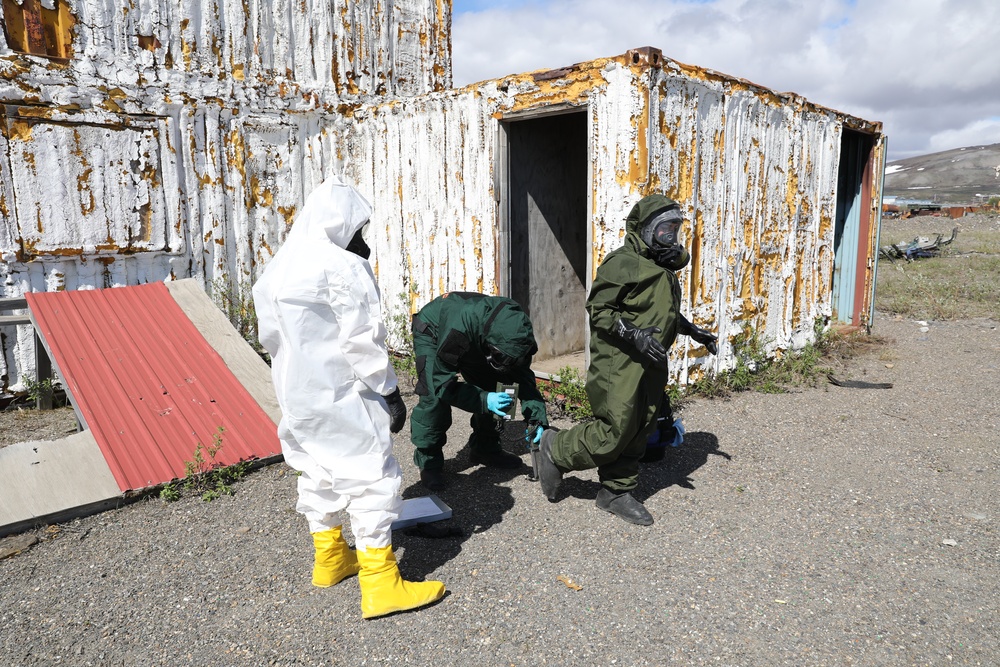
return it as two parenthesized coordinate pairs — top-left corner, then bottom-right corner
(160, 427), (253, 502)
(876, 217), (1000, 321)
(876, 253), (1000, 320)
(538, 366), (593, 421)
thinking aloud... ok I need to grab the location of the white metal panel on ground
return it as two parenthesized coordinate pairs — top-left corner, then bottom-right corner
(0, 431), (121, 538)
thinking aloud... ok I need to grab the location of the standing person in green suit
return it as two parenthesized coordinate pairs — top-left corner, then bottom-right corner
(410, 292), (549, 491)
(536, 194), (717, 525)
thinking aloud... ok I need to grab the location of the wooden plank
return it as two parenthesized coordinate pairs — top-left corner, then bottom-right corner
(0, 315), (32, 325)
(165, 279), (281, 426)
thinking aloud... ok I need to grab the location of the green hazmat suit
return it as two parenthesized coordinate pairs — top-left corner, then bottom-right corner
(548, 194), (689, 492)
(410, 292), (548, 471)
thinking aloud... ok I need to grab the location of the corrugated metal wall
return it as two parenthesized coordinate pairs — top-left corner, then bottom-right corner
(647, 63), (849, 382)
(2, 6), (884, 394)
(342, 52), (884, 380)
(0, 0), (450, 393)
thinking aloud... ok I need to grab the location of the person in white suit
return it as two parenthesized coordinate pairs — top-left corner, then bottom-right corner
(252, 176), (445, 619)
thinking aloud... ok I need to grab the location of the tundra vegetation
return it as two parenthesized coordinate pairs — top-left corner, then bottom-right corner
(875, 215), (1000, 321)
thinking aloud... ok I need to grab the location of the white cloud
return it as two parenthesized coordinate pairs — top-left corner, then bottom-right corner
(452, 0), (1000, 159)
(926, 118), (1000, 155)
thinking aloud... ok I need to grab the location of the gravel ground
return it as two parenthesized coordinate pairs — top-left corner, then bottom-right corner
(1, 310), (998, 667)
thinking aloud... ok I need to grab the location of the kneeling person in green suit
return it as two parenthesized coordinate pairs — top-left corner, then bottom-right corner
(536, 194), (717, 525)
(410, 292), (549, 491)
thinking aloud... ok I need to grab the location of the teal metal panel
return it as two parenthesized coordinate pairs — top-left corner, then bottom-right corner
(833, 132), (866, 324)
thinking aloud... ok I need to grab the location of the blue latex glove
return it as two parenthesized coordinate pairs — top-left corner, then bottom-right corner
(669, 418), (686, 448)
(525, 424), (543, 444)
(486, 391), (513, 416)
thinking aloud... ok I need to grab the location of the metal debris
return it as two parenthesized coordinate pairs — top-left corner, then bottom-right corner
(879, 228), (959, 261)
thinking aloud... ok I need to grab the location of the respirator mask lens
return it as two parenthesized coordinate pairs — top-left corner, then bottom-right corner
(647, 209), (683, 247)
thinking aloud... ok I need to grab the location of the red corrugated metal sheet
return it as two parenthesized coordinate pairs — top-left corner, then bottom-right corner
(25, 283), (280, 492)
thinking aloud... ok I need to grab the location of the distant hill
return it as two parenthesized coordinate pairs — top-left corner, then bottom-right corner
(883, 143), (1000, 204)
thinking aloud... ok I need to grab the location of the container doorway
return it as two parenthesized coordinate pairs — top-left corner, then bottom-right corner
(499, 110), (589, 374)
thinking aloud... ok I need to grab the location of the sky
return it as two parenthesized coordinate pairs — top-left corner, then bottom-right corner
(451, 0), (1000, 161)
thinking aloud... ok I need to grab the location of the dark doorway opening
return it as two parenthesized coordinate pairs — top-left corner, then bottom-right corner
(503, 111), (589, 369)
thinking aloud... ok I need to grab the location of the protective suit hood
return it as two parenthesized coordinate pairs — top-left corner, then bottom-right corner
(484, 301), (538, 362)
(626, 194), (690, 271)
(626, 194), (678, 237)
(283, 176), (373, 249)
(252, 177), (399, 550)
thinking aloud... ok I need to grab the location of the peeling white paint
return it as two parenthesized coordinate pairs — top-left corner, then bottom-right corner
(0, 7), (883, 396)
(0, 0), (450, 392)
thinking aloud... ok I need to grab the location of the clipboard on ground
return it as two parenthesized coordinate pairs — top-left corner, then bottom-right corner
(390, 494), (453, 530)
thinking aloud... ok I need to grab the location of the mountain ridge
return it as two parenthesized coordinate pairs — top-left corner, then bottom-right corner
(883, 143), (1000, 204)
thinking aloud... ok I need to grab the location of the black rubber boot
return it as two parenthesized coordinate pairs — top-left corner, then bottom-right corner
(469, 448), (523, 469)
(595, 488), (654, 526)
(419, 468), (447, 492)
(538, 430), (563, 501)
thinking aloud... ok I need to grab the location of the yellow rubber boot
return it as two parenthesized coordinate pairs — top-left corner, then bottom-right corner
(311, 527), (360, 588)
(357, 546), (445, 619)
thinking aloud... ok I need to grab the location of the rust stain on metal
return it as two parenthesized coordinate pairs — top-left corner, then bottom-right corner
(14, 106), (54, 119)
(180, 21), (193, 69)
(77, 167), (95, 215)
(277, 205), (296, 230)
(9, 119), (34, 141)
(689, 209), (704, 303)
(624, 47), (663, 70)
(137, 34), (160, 52)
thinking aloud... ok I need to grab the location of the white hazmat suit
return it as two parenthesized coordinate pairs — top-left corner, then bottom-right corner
(252, 176), (402, 550)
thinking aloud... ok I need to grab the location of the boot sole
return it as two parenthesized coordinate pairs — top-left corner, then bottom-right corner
(362, 588), (446, 619)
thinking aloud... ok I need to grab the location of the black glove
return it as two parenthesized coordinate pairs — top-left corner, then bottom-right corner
(611, 318), (668, 368)
(678, 316), (718, 355)
(383, 388), (407, 433)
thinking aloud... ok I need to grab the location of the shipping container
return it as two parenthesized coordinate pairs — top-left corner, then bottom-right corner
(0, 2), (884, 395)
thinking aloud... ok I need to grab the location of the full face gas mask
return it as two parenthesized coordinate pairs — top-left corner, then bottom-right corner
(345, 223), (371, 259)
(485, 344), (531, 374)
(640, 206), (689, 270)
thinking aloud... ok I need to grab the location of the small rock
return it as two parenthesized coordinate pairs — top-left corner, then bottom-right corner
(919, 326), (930, 333)
(236, 527), (251, 534)
(885, 363), (894, 369)
(941, 539), (958, 547)
(965, 513), (987, 521)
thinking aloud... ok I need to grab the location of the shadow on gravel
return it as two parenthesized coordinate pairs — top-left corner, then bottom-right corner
(395, 429), (527, 581)
(553, 431), (731, 505)
(632, 430), (731, 503)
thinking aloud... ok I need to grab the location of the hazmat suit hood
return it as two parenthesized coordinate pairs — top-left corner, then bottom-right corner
(283, 176), (373, 251)
(626, 194), (690, 271)
(483, 300), (538, 367)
